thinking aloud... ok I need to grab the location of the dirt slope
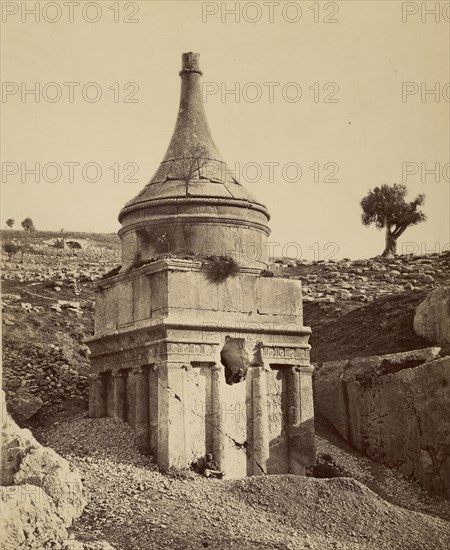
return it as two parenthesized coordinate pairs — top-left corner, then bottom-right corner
(305, 290), (437, 364)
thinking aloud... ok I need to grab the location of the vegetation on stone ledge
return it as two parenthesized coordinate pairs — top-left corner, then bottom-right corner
(123, 253), (241, 284)
(202, 255), (239, 283)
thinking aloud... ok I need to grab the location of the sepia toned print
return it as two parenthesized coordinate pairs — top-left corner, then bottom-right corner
(1, 2), (449, 549)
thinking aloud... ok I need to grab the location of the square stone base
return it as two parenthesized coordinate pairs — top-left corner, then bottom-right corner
(87, 259), (316, 477)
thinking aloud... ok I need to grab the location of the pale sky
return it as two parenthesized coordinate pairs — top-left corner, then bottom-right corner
(1, 0), (449, 260)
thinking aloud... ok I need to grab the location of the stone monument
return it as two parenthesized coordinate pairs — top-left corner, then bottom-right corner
(87, 52), (315, 477)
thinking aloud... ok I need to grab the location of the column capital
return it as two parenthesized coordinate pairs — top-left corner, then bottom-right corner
(132, 365), (149, 375)
(112, 370), (127, 378)
(209, 362), (221, 372)
(297, 365), (314, 374)
(249, 364), (267, 376)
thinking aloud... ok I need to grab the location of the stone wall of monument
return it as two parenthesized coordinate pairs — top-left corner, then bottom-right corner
(93, 259), (305, 339)
(87, 259), (315, 477)
(89, 360), (315, 478)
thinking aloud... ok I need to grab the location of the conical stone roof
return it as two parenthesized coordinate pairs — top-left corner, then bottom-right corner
(118, 53), (270, 269)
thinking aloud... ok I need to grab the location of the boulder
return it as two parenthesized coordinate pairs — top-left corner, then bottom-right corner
(414, 286), (450, 345)
(1, 418), (36, 485)
(419, 273), (435, 283)
(8, 388), (43, 422)
(1, 391), (86, 541)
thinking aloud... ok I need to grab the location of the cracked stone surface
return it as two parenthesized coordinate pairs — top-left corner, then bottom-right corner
(314, 350), (450, 497)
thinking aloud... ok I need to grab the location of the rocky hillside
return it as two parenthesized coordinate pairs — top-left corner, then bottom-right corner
(1, 231), (119, 422)
(270, 253), (449, 363)
(307, 290), (433, 363)
(270, 252), (449, 304)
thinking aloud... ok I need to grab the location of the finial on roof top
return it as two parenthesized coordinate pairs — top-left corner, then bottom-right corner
(179, 52), (203, 76)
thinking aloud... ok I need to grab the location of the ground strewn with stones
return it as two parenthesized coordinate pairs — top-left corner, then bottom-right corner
(2, 231), (450, 549)
(33, 411), (449, 550)
(271, 252), (449, 304)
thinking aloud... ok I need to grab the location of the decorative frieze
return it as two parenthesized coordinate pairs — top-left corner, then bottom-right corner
(262, 346), (309, 361)
(167, 342), (215, 355)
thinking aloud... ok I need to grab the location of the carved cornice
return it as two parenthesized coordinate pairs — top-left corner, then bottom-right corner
(118, 196), (270, 224)
(93, 258), (263, 290)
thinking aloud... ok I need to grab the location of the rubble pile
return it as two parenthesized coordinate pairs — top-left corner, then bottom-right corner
(2, 343), (89, 421)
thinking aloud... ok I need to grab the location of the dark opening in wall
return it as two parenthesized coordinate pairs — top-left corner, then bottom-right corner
(311, 453), (346, 479)
(220, 337), (250, 385)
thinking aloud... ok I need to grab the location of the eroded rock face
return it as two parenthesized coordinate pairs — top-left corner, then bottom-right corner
(1, 392), (87, 548)
(1, 483), (66, 549)
(1, 418), (36, 485)
(13, 445), (86, 525)
(414, 286), (450, 345)
(313, 349), (450, 497)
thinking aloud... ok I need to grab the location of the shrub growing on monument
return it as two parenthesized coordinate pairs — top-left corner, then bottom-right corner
(202, 255), (239, 283)
(171, 142), (210, 195)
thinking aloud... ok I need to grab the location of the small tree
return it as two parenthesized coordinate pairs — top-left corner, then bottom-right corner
(21, 217), (35, 232)
(6, 218), (14, 229)
(3, 242), (18, 260)
(172, 142), (210, 195)
(360, 184), (426, 257)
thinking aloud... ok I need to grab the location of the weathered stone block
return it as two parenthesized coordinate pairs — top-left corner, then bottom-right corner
(414, 286), (450, 345)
